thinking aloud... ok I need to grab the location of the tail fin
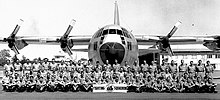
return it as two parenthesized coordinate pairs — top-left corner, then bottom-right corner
(114, 1), (120, 25)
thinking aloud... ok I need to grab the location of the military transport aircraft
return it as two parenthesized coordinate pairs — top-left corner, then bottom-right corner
(0, 2), (217, 65)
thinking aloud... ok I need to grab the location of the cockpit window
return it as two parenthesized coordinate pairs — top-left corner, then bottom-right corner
(102, 30), (108, 36)
(109, 29), (116, 34)
(94, 28), (131, 39)
(117, 30), (123, 35)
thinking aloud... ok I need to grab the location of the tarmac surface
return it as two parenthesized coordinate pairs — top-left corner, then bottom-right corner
(0, 84), (220, 100)
(0, 91), (220, 100)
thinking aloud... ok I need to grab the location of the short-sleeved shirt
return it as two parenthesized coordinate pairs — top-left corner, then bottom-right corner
(113, 64), (121, 72)
(188, 65), (196, 73)
(43, 62), (50, 70)
(169, 64), (177, 73)
(196, 64), (205, 72)
(141, 64), (148, 72)
(58, 64), (66, 69)
(14, 63), (22, 71)
(160, 64), (167, 72)
(50, 63), (57, 70)
(33, 63), (40, 71)
(179, 64), (187, 72)
(4, 64), (13, 71)
(149, 64), (157, 73)
(205, 65), (214, 73)
(23, 63), (32, 70)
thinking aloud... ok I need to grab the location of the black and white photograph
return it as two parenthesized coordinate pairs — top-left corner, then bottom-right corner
(0, 0), (220, 99)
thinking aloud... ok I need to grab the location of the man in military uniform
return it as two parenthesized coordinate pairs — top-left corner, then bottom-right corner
(35, 76), (46, 92)
(178, 60), (187, 77)
(205, 61), (215, 78)
(196, 60), (205, 78)
(187, 61), (196, 77)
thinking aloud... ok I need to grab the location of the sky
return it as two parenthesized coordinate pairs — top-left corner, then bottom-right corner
(0, 0), (220, 60)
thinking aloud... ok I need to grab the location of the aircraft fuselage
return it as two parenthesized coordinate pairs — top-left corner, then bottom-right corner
(88, 25), (138, 65)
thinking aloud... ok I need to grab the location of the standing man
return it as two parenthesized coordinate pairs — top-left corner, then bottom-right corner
(141, 60), (148, 73)
(178, 60), (187, 77)
(104, 60), (112, 72)
(123, 61), (130, 72)
(42, 58), (50, 71)
(169, 60), (177, 74)
(205, 61), (215, 78)
(113, 60), (121, 72)
(149, 61), (157, 75)
(49, 58), (58, 71)
(14, 60), (22, 76)
(33, 60), (40, 76)
(187, 61), (196, 77)
(160, 60), (168, 73)
(4, 60), (14, 75)
(196, 60), (205, 78)
(131, 60), (140, 73)
(23, 59), (33, 75)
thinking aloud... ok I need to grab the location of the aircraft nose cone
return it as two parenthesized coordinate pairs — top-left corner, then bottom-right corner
(100, 42), (125, 64)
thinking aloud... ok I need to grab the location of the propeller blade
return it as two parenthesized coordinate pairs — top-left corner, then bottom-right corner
(167, 45), (174, 56)
(11, 45), (19, 55)
(65, 46), (73, 56)
(62, 19), (76, 38)
(10, 19), (24, 38)
(167, 21), (182, 38)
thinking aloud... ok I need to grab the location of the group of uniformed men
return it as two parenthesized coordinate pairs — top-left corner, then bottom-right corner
(1, 58), (218, 93)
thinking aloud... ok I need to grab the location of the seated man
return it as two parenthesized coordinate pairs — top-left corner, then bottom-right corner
(16, 77), (26, 92)
(47, 76), (58, 92)
(2, 71), (10, 91)
(4, 76), (16, 92)
(56, 75), (70, 92)
(163, 76), (175, 92)
(142, 76), (154, 92)
(152, 79), (166, 92)
(69, 76), (80, 92)
(184, 77), (196, 93)
(204, 78), (217, 93)
(60, 76), (70, 92)
(80, 77), (93, 92)
(127, 76), (143, 93)
(173, 77), (185, 93)
(26, 76), (36, 92)
(194, 76), (205, 93)
(35, 76), (46, 92)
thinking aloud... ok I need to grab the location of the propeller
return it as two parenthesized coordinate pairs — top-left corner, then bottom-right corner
(57, 19), (76, 56)
(4, 19), (28, 55)
(152, 21), (182, 56)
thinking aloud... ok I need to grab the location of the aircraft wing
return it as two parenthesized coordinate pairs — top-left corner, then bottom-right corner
(2, 35), (92, 45)
(136, 35), (217, 56)
(135, 35), (209, 45)
(0, 35), (91, 54)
